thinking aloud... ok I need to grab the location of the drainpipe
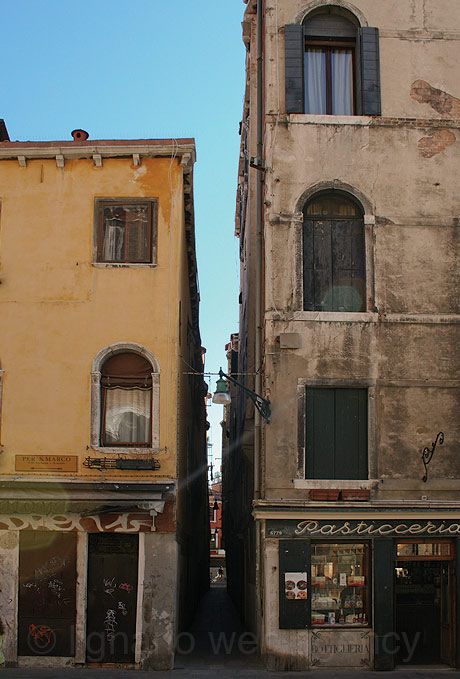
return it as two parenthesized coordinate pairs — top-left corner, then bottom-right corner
(254, 0), (264, 502)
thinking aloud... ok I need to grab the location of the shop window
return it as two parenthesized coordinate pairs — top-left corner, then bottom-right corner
(95, 198), (157, 264)
(311, 542), (370, 626)
(305, 386), (367, 479)
(90, 343), (160, 451)
(285, 12), (381, 116)
(279, 540), (370, 629)
(303, 192), (365, 312)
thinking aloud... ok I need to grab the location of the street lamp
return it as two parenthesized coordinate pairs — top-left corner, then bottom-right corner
(212, 368), (271, 423)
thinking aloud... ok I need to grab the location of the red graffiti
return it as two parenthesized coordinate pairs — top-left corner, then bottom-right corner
(119, 583), (133, 594)
(28, 623), (54, 645)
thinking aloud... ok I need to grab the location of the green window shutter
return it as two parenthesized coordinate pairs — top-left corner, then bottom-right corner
(285, 24), (304, 113)
(306, 387), (367, 479)
(360, 27), (381, 116)
(279, 540), (310, 629)
(334, 388), (368, 479)
(306, 387), (335, 478)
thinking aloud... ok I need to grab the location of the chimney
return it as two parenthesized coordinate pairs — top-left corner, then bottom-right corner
(71, 129), (89, 141)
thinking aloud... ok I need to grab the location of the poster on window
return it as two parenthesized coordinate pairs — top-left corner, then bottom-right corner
(284, 572), (308, 600)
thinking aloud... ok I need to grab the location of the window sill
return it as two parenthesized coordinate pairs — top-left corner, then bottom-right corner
(92, 262), (157, 269)
(91, 446), (160, 455)
(287, 114), (372, 126)
(289, 311), (378, 323)
(294, 480), (379, 490)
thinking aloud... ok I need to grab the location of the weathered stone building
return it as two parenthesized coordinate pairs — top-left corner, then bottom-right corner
(224, 0), (460, 670)
(0, 126), (208, 668)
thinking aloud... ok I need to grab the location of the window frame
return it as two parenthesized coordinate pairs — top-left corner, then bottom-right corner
(291, 183), (376, 318)
(296, 377), (377, 483)
(100, 357), (153, 448)
(284, 18), (381, 117)
(90, 343), (160, 453)
(93, 198), (158, 266)
(303, 192), (366, 312)
(304, 38), (357, 115)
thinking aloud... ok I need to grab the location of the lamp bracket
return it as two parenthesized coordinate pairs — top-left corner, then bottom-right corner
(218, 368), (271, 423)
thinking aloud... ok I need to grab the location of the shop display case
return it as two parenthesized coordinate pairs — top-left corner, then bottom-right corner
(310, 542), (370, 626)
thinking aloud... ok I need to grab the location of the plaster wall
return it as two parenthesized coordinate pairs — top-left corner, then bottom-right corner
(0, 156), (185, 480)
(263, 0), (460, 119)
(140, 532), (177, 670)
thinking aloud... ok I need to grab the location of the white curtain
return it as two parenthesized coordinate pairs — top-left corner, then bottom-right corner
(102, 218), (124, 261)
(304, 49), (327, 114)
(104, 388), (151, 444)
(331, 50), (353, 115)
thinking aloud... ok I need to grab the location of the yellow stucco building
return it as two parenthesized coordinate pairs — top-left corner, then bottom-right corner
(0, 124), (208, 669)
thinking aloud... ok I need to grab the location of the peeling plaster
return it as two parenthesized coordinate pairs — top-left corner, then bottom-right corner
(418, 129), (456, 158)
(411, 80), (460, 118)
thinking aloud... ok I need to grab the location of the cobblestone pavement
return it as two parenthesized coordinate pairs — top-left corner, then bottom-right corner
(3, 584), (460, 678)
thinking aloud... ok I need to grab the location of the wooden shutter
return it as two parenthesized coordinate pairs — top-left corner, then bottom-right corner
(335, 388), (368, 479)
(303, 218), (333, 311)
(331, 218), (366, 311)
(306, 387), (367, 479)
(279, 540), (310, 629)
(285, 24), (304, 113)
(360, 27), (381, 116)
(306, 387), (335, 478)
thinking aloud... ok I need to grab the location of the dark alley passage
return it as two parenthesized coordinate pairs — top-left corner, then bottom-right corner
(175, 583), (261, 671)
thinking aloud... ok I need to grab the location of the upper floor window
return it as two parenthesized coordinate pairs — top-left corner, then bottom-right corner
(285, 9), (381, 116)
(303, 192), (365, 312)
(304, 13), (356, 115)
(305, 386), (368, 479)
(100, 352), (152, 446)
(95, 198), (157, 264)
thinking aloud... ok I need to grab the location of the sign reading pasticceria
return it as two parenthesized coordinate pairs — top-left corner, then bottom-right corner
(266, 518), (460, 538)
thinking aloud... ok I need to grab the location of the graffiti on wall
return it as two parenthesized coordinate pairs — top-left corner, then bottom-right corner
(0, 512), (153, 533)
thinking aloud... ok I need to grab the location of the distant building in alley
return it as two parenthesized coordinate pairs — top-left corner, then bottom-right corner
(0, 125), (208, 669)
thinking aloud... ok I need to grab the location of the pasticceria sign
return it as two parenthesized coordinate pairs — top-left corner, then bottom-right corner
(266, 518), (460, 538)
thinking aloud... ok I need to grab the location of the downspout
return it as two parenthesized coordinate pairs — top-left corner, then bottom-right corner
(254, 0), (264, 502)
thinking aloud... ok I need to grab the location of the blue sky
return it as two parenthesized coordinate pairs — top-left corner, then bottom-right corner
(0, 0), (246, 469)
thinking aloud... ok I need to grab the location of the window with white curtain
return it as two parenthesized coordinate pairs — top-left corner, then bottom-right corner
(100, 352), (153, 446)
(303, 12), (357, 115)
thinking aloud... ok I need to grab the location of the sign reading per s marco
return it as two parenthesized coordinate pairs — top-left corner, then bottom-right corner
(266, 518), (460, 538)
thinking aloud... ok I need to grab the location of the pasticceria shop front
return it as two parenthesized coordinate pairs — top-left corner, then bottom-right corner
(259, 510), (460, 671)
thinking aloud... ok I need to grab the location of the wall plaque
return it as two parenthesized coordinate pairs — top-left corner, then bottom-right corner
(311, 630), (371, 668)
(15, 455), (78, 472)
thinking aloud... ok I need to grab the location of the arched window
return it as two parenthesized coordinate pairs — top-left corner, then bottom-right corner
(91, 343), (160, 451)
(304, 12), (358, 115)
(285, 7), (381, 116)
(101, 353), (152, 447)
(303, 192), (365, 311)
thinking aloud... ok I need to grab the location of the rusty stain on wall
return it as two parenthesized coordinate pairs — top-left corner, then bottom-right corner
(411, 80), (460, 118)
(418, 129), (456, 158)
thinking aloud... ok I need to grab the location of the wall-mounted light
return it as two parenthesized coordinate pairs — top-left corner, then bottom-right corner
(212, 368), (271, 423)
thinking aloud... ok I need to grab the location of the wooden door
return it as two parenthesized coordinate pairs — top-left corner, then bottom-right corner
(86, 533), (138, 663)
(18, 531), (77, 657)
